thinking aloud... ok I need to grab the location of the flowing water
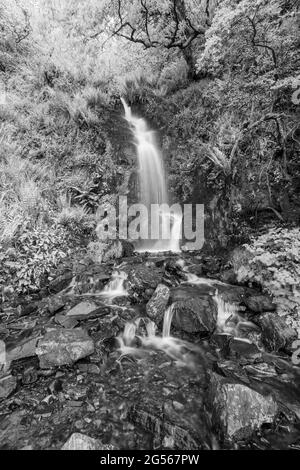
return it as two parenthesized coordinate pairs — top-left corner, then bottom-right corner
(121, 98), (182, 253)
(100, 270), (128, 299)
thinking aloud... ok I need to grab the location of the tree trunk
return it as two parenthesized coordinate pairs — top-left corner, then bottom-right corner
(182, 47), (197, 80)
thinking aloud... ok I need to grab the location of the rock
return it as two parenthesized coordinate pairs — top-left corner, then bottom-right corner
(228, 338), (262, 360)
(186, 264), (203, 276)
(61, 433), (114, 450)
(255, 312), (298, 352)
(66, 301), (108, 320)
(55, 314), (78, 329)
(211, 375), (278, 440)
(19, 302), (39, 317)
(88, 240), (134, 264)
(49, 271), (73, 294)
(48, 296), (65, 315)
(244, 294), (276, 313)
(36, 328), (94, 369)
(0, 374), (17, 399)
(170, 285), (217, 334)
(6, 333), (41, 363)
(219, 269), (237, 284)
(146, 284), (170, 322)
(126, 263), (164, 301)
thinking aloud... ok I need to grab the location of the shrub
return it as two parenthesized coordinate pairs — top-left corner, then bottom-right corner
(232, 227), (300, 333)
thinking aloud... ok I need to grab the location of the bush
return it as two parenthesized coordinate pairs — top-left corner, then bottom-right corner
(232, 227), (300, 333)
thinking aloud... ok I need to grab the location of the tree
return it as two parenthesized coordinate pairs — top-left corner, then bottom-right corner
(95, 0), (218, 79)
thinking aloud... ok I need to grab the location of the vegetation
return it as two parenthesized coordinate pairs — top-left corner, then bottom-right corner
(0, 0), (299, 292)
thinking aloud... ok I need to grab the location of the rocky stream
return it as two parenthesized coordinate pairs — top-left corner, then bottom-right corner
(0, 246), (300, 450)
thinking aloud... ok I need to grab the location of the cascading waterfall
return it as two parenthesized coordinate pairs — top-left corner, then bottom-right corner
(101, 270), (128, 298)
(121, 98), (181, 252)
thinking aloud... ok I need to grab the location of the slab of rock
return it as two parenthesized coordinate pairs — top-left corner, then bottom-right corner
(61, 433), (114, 450)
(55, 314), (78, 329)
(146, 284), (170, 323)
(255, 312), (298, 352)
(0, 374), (17, 399)
(244, 294), (276, 313)
(211, 375), (278, 440)
(36, 328), (94, 368)
(170, 285), (217, 334)
(49, 271), (73, 294)
(66, 301), (108, 320)
(6, 333), (41, 363)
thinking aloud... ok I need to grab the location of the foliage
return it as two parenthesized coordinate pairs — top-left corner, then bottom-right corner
(0, 224), (70, 294)
(232, 227), (300, 330)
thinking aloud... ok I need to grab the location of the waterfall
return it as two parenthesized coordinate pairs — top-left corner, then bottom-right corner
(121, 98), (181, 252)
(102, 270), (128, 298)
(162, 305), (175, 337)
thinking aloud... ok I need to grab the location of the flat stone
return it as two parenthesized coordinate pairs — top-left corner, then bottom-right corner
(0, 374), (17, 399)
(211, 374), (278, 440)
(61, 433), (114, 450)
(66, 301), (107, 320)
(146, 284), (170, 322)
(36, 328), (94, 369)
(6, 334), (40, 363)
(55, 314), (78, 329)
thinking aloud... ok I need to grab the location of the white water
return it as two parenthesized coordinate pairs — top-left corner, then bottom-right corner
(100, 270), (128, 299)
(162, 305), (175, 337)
(121, 98), (182, 253)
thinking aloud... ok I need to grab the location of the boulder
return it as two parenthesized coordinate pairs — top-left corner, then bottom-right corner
(146, 284), (170, 323)
(244, 294), (276, 313)
(61, 433), (114, 450)
(211, 375), (278, 440)
(36, 328), (94, 368)
(255, 312), (298, 352)
(170, 285), (217, 334)
(126, 263), (164, 301)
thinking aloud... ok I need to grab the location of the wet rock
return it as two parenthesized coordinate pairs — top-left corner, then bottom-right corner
(186, 264), (203, 276)
(55, 314), (78, 329)
(255, 312), (298, 352)
(49, 271), (73, 294)
(0, 374), (17, 399)
(36, 328), (94, 368)
(244, 294), (276, 313)
(61, 433), (114, 450)
(146, 284), (170, 322)
(228, 338), (262, 360)
(126, 264), (164, 301)
(47, 296), (65, 315)
(211, 375), (278, 441)
(219, 269), (237, 285)
(66, 301), (108, 320)
(19, 302), (39, 317)
(170, 285), (217, 334)
(6, 332), (41, 363)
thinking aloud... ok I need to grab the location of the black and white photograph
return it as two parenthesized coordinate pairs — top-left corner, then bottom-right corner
(0, 0), (299, 453)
